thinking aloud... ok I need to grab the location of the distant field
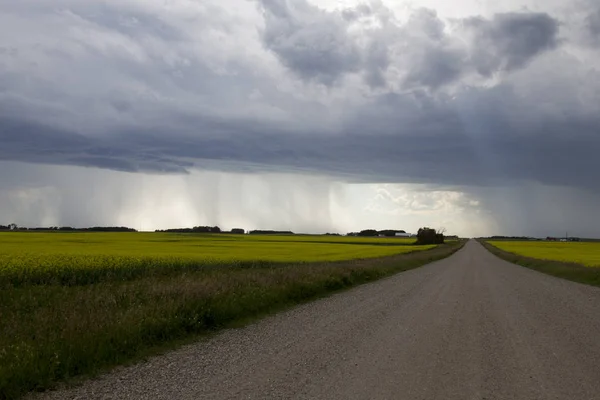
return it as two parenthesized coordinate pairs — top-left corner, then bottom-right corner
(0, 231), (461, 399)
(487, 241), (600, 267)
(0, 232), (428, 286)
(0, 232), (419, 261)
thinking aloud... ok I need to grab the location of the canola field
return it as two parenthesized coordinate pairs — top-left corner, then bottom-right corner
(487, 241), (600, 267)
(0, 232), (430, 286)
(0, 232), (457, 399)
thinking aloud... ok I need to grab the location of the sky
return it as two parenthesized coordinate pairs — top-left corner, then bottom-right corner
(0, 0), (599, 237)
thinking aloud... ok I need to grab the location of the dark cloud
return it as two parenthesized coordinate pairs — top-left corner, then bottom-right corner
(464, 12), (560, 75)
(406, 8), (446, 41)
(363, 38), (390, 88)
(61, 3), (187, 42)
(403, 45), (465, 89)
(257, 3), (561, 90)
(398, 9), (465, 89)
(259, 0), (362, 85)
(2, 77), (599, 193)
(0, 118), (192, 174)
(401, 10), (561, 89)
(585, 9), (600, 45)
(341, 4), (372, 22)
(1, 0), (599, 237)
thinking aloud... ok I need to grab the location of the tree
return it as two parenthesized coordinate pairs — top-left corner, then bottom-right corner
(230, 228), (245, 234)
(358, 229), (378, 237)
(415, 227), (444, 245)
(378, 229), (406, 237)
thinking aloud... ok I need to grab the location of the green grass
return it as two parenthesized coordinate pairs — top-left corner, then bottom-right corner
(0, 232), (462, 399)
(481, 240), (600, 288)
(487, 240), (600, 267)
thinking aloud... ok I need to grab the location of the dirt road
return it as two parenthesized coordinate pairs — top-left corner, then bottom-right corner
(38, 240), (600, 399)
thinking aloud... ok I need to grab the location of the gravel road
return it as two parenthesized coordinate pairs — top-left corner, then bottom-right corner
(36, 240), (600, 400)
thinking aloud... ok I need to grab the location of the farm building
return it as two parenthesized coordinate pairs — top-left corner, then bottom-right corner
(394, 232), (412, 237)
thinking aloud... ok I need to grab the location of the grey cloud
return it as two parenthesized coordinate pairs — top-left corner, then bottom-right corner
(259, 0), (362, 85)
(470, 183), (600, 238)
(363, 38), (390, 88)
(400, 11), (561, 90)
(1, 1), (599, 205)
(258, 3), (561, 91)
(585, 9), (600, 45)
(0, 118), (193, 174)
(60, 4), (187, 42)
(0, 46), (18, 57)
(406, 8), (446, 41)
(258, 2), (456, 89)
(464, 12), (560, 75)
(2, 79), (600, 193)
(258, 0), (401, 88)
(397, 9), (465, 90)
(403, 45), (465, 89)
(341, 4), (372, 22)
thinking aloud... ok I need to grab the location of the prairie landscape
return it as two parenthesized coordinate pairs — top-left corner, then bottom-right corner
(0, 231), (461, 399)
(3, 0), (600, 396)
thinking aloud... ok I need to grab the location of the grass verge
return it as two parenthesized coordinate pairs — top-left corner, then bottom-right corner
(481, 240), (600, 287)
(1, 241), (464, 400)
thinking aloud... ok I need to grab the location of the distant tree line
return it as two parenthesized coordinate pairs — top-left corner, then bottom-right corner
(156, 226), (222, 233)
(0, 224), (136, 232)
(155, 228), (297, 235)
(547, 237), (581, 242)
(486, 235), (534, 240)
(346, 229), (407, 237)
(0, 224), (449, 244)
(248, 230), (294, 235)
(58, 226), (137, 232)
(154, 226), (249, 234)
(0, 223), (18, 231)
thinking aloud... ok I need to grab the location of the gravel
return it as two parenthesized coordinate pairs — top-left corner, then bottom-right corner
(34, 240), (600, 400)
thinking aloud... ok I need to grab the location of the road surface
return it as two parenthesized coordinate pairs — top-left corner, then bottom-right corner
(37, 240), (600, 400)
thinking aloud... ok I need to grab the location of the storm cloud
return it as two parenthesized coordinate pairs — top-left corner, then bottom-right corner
(259, 0), (363, 85)
(585, 9), (600, 45)
(0, 0), (599, 236)
(463, 12), (560, 75)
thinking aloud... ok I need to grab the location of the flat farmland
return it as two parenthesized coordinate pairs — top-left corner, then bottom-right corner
(0, 232), (429, 286)
(487, 241), (600, 267)
(0, 232), (423, 262)
(30, 241), (600, 400)
(0, 232), (460, 399)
